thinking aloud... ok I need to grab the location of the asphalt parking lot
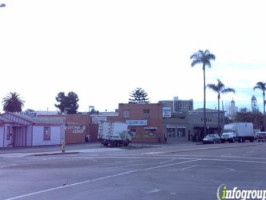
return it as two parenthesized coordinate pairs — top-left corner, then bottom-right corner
(1, 142), (266, 200)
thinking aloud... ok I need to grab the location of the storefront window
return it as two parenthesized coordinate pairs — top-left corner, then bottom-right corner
(177, 128), (186, 137)
(130, 129), (136, 138)
(166, 128), (175, 138)
(144, 128), (156, 136)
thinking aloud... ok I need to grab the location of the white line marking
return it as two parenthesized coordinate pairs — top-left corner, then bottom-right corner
(223, 167), (235, 172)
(147, 188), (160, 194)
(159, 158), (176, 164)
(181, 165), (198, 171)
(202, 158), (266, 164)
(5, 159), (200, 200)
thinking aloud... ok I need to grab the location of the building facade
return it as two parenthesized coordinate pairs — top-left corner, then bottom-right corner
(0, 113), (64, 148)
(115, 103), (164, 143)
(163, 108), (224, 142)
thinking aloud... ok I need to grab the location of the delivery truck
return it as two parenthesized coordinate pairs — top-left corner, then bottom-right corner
(97, 121), (131, 146)
(222, 122), (254, 142)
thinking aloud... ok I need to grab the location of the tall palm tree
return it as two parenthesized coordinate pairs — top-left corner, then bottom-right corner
(207, 79), (235, 134)
(254, 82), (266, 131)
(2, 92), (25, 113)
(190, 49), (215, 137)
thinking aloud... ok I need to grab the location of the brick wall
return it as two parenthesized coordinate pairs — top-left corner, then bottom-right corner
(115, 103), (164, 143)
(65, 114), (90, 144)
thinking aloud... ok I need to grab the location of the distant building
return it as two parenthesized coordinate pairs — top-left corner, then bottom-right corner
(228, 99), (238, 120)
(251, 95), (259, 112)
(159, 96), (193, 113)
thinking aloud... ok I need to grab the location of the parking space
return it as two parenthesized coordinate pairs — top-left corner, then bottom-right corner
(1, 143), (266, 200)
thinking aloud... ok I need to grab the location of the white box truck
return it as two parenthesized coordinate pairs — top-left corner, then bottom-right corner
(97, 121), (132, 146)
(222, 122), (254, 142)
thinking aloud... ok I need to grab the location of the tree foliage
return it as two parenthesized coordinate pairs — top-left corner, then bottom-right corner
(2, 92), (25, 113)
(129, 88), (149, 103)
(207, 79), (235, 133)
(235, 111), (264, 130)
(55, 91), (79, 114)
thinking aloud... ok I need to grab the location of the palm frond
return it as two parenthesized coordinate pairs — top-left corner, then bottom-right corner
(222, 88), (235, 94)
(254, 82), (266, 91)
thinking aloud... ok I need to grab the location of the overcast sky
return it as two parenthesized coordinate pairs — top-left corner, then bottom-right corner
(0, 0), (265, 113)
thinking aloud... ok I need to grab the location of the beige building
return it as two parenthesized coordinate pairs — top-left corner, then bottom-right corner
(163, 108), (224, 142)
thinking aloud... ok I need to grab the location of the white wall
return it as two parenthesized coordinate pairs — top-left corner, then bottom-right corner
(26, 126), (32, 146)
(0, 126), (3, 148)
(32, 126), (61, 146)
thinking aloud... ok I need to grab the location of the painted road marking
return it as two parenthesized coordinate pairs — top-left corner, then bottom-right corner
(180, 165), (198, 171)
(5, 159), (200, 200)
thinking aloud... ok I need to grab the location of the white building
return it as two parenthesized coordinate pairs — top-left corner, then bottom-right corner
(0, 113), (65, 148)
(228, 99), (238, 119)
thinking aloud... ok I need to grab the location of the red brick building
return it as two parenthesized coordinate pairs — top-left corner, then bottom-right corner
(38, 114), (92, 144)
(115, 103), (164, 143)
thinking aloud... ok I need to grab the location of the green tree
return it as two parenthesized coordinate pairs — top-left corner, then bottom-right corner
(129, 88), (149, 103)
(2, 92), (25, 113)
(235, 111), (264, 130)
(190, 49), (215, 136)
(207, 79), (235, 134)
(55, 91), (79, 114)
(254, 82), (266, 130)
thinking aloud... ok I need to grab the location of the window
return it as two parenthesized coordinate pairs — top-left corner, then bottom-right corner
(177, 128), (186, 137)
(130, 129), (136, 138)
(143, 109), (150, 119)
(7, 126), (11, 140)
(123, 110), (130, 118)
(43, 127), (51, 141)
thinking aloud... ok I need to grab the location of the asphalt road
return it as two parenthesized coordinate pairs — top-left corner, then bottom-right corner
(1, 142), (266, 200)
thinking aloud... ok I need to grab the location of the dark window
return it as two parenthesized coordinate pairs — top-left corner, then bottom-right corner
(143, 109), (150, 119)
(123, 110), (130, 118)
(44, 127), (51, 141)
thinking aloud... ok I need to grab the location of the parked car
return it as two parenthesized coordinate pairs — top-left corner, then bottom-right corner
(257, 132), (266, 142)
(221, 132), (238, 143)
(203, 134), (221, 144)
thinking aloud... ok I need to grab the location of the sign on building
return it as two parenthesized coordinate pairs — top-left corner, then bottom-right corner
(91, 116), (107, 124)
(163, 107), (172, 117)
(126, 120), (147, 126)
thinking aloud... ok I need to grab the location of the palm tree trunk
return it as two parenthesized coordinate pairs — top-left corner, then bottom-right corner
(263, 92), (265, 131)
(203, 65), (207, 137)
(218, 94), (220, 135)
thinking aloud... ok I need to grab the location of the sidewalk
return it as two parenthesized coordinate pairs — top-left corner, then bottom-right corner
(0, 142), (166, 156)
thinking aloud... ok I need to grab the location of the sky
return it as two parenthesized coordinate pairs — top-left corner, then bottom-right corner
(0, 0), (265, 113)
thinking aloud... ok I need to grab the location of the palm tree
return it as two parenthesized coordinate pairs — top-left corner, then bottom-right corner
(207, 79), (235, 134)
(190, 49), (215, 137)
(2, 92), (25, 113)
(254, 82), (266, 131)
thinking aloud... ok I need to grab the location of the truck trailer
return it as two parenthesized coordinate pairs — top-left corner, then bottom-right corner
(97, 121), (131, 146)
(222, 122), (254, 142)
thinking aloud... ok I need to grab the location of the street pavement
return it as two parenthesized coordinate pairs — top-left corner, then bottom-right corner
(0, 142), (266, 200)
